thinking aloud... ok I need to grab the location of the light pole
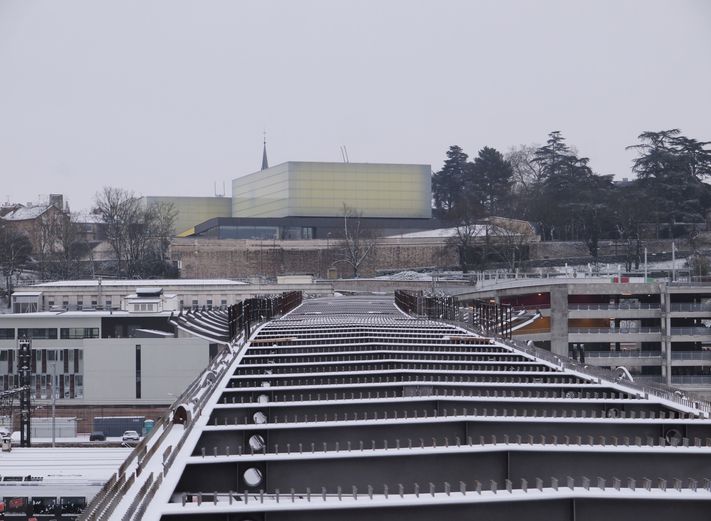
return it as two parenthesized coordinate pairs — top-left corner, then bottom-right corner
(326, 232), (332, 276)
(50, 361), (57, 448)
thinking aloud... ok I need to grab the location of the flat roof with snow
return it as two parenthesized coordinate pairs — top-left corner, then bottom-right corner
(31, 278), (246, 288)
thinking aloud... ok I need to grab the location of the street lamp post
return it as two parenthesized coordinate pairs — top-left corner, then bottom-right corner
(326, 232), (332, 276)
(50, 361), (57, 448)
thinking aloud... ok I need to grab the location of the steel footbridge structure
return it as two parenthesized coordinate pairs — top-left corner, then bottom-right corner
(81, 295), (711, 521)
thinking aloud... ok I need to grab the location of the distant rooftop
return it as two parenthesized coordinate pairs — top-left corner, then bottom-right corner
(1, 204), (52, 221)
(0, 309), (175, 319)
(386, 225), (508, 239)
(31, 279), (246, 288)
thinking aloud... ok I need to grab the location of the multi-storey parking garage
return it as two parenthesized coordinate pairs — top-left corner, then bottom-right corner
(85, 295), (711, 521)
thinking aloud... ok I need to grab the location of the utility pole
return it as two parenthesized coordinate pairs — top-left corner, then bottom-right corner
(50, 361), (57, 448)
(644, 247), (648, 280)
(18, 338), (32, 447)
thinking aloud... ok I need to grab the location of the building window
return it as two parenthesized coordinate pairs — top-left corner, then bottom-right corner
(192, 299), (198, 309)
(105, 300), (112, 309)
(135, 344), (141, 399)
(60, 328), (99, 339)
(76, 300), (83, 310)
(0, 329), (14, 340)
(18, 328), (58, 340)
(75, 375), (83, 398)
(221, 299), (227, 307)
(207, 299), (213, 310)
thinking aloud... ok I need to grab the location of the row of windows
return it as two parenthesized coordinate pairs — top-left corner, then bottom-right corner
(1, 495), (86, 515)
(1, 373), (84, 399)
(60, 328), (99, 339)
(1, 328), (99, 340)
(49, 299), (113, 309)
(1, 348), (84, 371)
(181, 299), (228, 310)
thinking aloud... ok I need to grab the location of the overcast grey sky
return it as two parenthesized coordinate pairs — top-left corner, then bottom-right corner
(1, 0), (710, 210)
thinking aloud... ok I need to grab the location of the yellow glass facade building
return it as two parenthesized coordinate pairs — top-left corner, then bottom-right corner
(232, 162), (432, 219)
(142, 196), (233, 236)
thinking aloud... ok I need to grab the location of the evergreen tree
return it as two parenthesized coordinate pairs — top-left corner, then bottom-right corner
(432, 145), (470, 218)
(468, 146), (514, 216)
(627, 130), (711, 237)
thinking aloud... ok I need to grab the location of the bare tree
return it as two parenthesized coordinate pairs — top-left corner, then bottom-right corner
(49, 216), (91, 280)
(485, 219), (532, 272)
(335, 204), (377, 278)
(506, 145), (546, 192)
(94, 187), (177, 278)
(448, 216), (534, 273)
(31, 208), (67, 280)
(95, 187), (138, 277)
(148, 200), (178, 264)
(447, 218), (486, 273)
(0, 224), (32, 298)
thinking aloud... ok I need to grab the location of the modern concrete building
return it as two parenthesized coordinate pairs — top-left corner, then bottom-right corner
(455, 277), (711, 396)
(1, 285), (303, 433)
(0, 308), (218, 431)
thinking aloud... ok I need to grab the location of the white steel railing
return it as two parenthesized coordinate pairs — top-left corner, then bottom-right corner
(585, 351), (662, 358)
(568, 303), (660, 311)
(670, 303), (711, 312)
(671, 351), (711, 360)
(568, 327), (661, 335)
(671, 376), (711, 384)
(670, 327), (711, 336)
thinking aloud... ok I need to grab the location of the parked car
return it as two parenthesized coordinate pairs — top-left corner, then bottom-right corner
(89, 431), (106, 441)
(122, 430), (140, 442)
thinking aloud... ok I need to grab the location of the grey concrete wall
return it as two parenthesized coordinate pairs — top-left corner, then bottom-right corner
(82, 337), (210, 404)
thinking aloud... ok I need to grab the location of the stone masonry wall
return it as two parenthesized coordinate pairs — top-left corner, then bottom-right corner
(171, 238), (459, 279)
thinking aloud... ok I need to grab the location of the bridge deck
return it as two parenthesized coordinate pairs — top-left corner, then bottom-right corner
(96, 296), (711, 521)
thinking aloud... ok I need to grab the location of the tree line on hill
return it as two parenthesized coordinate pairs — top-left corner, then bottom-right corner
(432, 129), (711, 267)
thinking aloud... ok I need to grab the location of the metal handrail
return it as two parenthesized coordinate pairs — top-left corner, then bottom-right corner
(670, 327), (711, 336)
(568, 327), (661, 334)
(671, 351), (711, 360)
(671, 376), (711, 384)
(670, 303), (711, 312)
(585, 351), (662, 358)
(568, 303), (661, 311)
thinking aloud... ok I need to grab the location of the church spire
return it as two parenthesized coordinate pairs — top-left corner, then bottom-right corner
(261, 131), (269, 170)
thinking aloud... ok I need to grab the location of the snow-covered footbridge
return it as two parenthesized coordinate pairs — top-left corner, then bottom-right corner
(81, 295), (711, 521)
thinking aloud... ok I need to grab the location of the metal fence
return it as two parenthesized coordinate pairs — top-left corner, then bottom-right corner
(228, 291), (302, 341)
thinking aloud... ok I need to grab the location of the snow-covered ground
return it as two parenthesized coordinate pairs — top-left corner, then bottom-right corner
(8, 432), (142, 444)
(376, 258), (692, 283)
